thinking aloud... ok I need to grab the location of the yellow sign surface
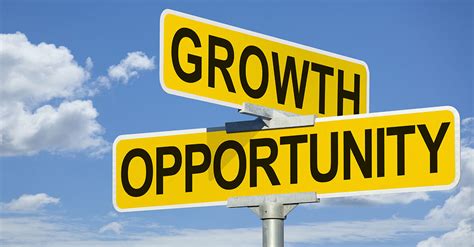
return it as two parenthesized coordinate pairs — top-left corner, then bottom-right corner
(160, 9), (369, 117)
(113, 107), (460, 212)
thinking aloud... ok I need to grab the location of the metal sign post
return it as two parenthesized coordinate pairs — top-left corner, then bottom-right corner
(226, 103), (319, 247)
(227, 193), (319, 247)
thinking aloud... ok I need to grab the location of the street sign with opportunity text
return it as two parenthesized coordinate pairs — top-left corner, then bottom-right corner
(113, 107), (459, 212)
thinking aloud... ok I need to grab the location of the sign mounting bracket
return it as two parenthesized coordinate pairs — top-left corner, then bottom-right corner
(227, 192), (319, 247)
(225, 102), (315, 133)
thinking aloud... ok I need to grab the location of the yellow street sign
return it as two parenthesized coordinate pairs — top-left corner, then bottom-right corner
(160, 9), (369, 117)
(113, 107), (459, 212)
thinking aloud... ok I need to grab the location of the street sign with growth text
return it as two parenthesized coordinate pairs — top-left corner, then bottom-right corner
(113, 107), (459, 212)
(160, 9), (369, 117)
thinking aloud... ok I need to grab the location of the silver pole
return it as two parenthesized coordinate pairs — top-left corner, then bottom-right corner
(263, 218), (284, 247)
(260, 202), (285, 247)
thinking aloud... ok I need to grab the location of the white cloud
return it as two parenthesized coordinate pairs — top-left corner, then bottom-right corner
(0, 32), (154, 157)
(107, 51), (155, 83)
(461, 145), (474, 186)
(285, 218), (443, 245)
(0, 216), (96, 247)
(0, 32), (89, 106)
(424, 186), (473, 228)
(2, 193), (59, 212)
(460, 118), (474, 187)
(133, 227), (261, 247)
(461, 117), (474, 147)
(0, 215), (441, 247)
(99, 222), (123, 235)
(416, 187), (472, 246)
(0, 32), (106, 157)
(319, 191), (430, 206)
(416, 219), (473, 247)
(1, 100), (108, 156)
(107, 211), (118, 218)
(85, 57), (93, 71)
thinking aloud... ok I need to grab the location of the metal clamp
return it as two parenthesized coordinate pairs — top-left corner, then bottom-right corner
(225, 103), (315, 133)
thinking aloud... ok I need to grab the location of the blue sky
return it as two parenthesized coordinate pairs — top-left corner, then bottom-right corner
(0, 0), (473, 246)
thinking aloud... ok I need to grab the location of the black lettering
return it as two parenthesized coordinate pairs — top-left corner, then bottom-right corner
(337, 70), (360, 116)
(280, 135), (308, 184)
(121, 149), (153, 197)
(156, 146), (182, 194)
(310, 133), (339, 182)
(185, 144), (211, 192)
(240, 46), (269, 99)
(171, 28), (202, 83)
(311, 63), (334, 114)
(272, 53), (310, 109)
(214, 141), (246, 190)
(418, 122), (450, 173)
(344, 130), (372, 179)
(208, 35), (235, 92)
(387, 125), (416, 176)
(377, 128), (385, 177)
(250, 138), (280, 187)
